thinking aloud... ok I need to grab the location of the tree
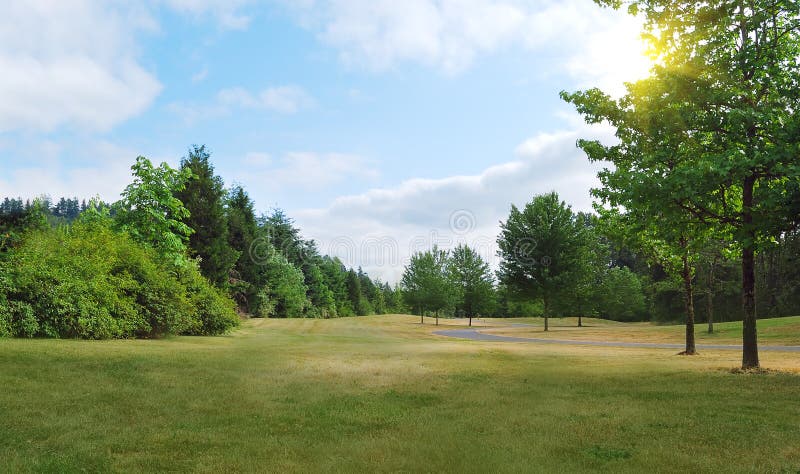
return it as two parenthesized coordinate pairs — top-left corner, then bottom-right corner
(447, 244), (495, 327)
(496, 192), (590, 331)
(305, 264), (336, 318)
(175, 145), (239, 287)
(0, 199), (48, 253)
(565, 0), (800, 368)
(319, 256), (352, 316)
(596, 267), (647, 321)
(345, 269), (371, 316)
(595, 209), (705, 354)
(401, 247), (452, 325)
(261, 210), (310, 268)
(226, 185), (260, 310)
(113, 157), (194, 266)
(563, 213), (609, 327)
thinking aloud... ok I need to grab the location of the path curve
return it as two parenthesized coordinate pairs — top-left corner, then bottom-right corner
(433, 328), (800, 352)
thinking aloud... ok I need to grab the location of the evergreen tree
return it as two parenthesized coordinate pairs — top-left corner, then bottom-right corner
(175, 145), (239, 287)
(224, 185), (266, 312)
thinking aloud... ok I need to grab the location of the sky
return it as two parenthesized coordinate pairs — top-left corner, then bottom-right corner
(0, 0), (651, 283)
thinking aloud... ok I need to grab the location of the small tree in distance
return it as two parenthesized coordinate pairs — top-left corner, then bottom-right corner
(447, 244), (495, 327)
(401, 246), (452, 325)
(496, 192), (591, 331)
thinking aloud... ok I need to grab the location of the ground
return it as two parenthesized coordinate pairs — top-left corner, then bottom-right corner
(1, 315), (799, 473)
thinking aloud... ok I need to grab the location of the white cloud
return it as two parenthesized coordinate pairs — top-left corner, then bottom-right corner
(242, 152), (272, 167)
(0, 141), (165, 202)
(292, 121), (614, 283)
(233, 151), (379, 192)
(286, 0), (649, 88)
(218, 86), (314, 113)
(163, 0), (254, 30)
(0, 1), (161, 132)
(169, 85), (314, 123)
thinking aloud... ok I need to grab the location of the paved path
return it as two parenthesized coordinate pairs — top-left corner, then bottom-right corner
(433, 328), (800, 352)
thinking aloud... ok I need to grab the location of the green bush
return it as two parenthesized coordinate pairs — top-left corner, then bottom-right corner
(178, 263), (239, 335)
(9, 301), (38, 337)
(0, 270), (10, 337)
(0, 301), (11, 337)
(5, 218), (238, 339)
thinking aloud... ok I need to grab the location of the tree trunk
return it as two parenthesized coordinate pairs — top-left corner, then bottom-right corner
(469, 316), (472, 327)
(742, 177), (759, 369)
(435, 311), (439, 326)
(578, 314), (582, 327)
(742, 246), (759, 368)
(681, 250), (696, 355)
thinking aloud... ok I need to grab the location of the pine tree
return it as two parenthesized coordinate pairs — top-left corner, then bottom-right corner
(175, 145), (239, 287)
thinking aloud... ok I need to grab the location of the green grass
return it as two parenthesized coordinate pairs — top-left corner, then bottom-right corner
(484, 315), (800, 346)
(1, 315), (799, 473)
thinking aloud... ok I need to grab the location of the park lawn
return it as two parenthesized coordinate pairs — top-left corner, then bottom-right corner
(481, 315), (800, 346)
(0, 314), (798, 473)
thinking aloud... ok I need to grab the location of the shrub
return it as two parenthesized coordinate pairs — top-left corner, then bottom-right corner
(5, 218), (238, 339)
(178, 263), (239, 335)
(0, 270), (10, 337)
(0, 301), (11, 338)
(9, 301), (38, 338)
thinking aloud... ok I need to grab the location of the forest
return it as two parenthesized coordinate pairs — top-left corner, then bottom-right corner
(0, 146), (403, 339)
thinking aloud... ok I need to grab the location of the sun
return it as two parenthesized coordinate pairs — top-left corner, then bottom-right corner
(571, 16), (656, 95)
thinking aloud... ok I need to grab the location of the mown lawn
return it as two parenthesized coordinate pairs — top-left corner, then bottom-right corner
(1, 315), (799, 473)
(484, 315), (800, 346)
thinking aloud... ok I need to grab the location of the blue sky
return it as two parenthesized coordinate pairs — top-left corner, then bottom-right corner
(0, 0), (649, 282)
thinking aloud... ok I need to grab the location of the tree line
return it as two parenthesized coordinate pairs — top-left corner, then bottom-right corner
(0, 146), (402, 339)
(402, 186), (800, 361)
(405, 0), (800, 369)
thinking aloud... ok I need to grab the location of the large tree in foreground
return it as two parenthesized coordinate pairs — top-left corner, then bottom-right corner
(497, 192), (591, 331)
(564, 0), (800, 368)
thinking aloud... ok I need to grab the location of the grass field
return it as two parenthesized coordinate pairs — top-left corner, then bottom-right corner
(479, 315), (800, 346)
(1, 315), (799, 473)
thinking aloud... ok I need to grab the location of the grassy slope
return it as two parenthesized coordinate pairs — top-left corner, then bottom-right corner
(482, 316), (800, 345)
(0, 315), (798, 473)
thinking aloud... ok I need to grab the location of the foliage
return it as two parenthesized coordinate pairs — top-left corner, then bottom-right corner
(595, 267), (647, 322)
(0, 200), (49, 252)
(252, 245), (308, 318)
(496, 192), (593, 322)
(113, 156), (194, 267)
(305, 264), (337, 317)
(401, 246), (453, 316)
(177, 262), (239, 335)
(569, 0), (800, 367)
(4, 217), (236, 339)
(446, 244), (495, 318)
(176, 145), (239, 287)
